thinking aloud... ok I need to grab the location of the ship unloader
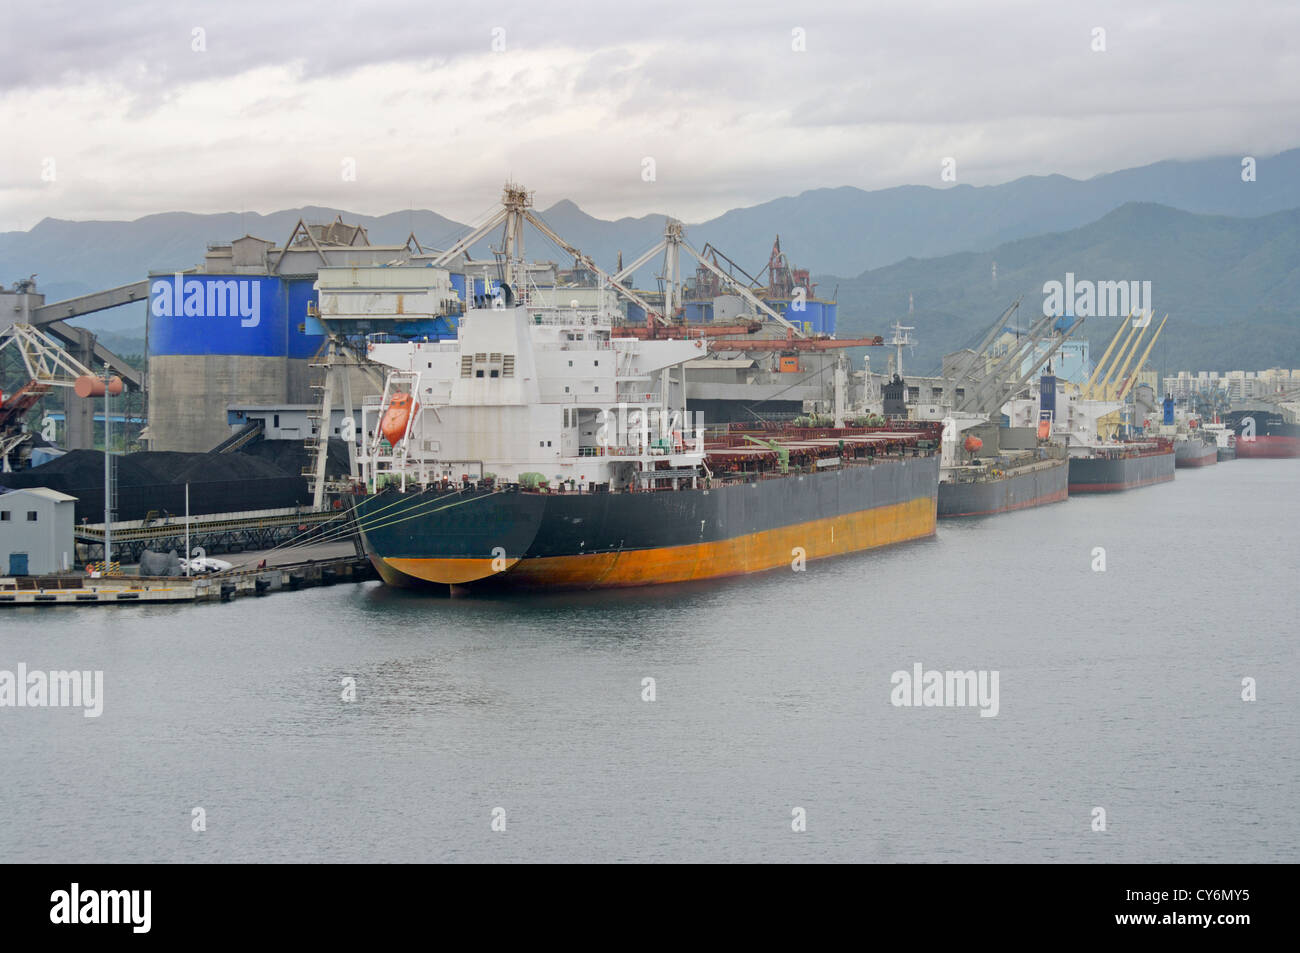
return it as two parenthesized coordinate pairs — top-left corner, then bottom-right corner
(351, 296), (940, 592)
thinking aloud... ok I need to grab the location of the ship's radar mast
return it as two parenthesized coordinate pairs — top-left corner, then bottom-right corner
(889, 322), (915, 378)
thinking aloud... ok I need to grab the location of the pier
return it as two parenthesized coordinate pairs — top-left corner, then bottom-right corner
(0, 542), (376, 606)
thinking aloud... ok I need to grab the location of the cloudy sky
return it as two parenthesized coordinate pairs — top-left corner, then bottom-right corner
(2, 0), (1297, 231)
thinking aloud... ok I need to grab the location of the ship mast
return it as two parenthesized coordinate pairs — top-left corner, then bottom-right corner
(889, 322), (914, 378)
(500, 183), (531, 296)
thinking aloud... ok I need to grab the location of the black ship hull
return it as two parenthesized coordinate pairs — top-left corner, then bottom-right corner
(937, 457), (1069, 518)
(1224, 410), (1300, 458)
(354, 455), (939, 590)
(1068, 449), (1175, 492)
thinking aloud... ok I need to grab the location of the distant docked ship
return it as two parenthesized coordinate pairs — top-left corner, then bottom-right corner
(1201, 421), (1237, 461)
(1224, 408), (1300, 458)
(1173, 430), (1218, 467)
(930, 405), (1069, 518)
(936, 446), (1069, 517)
(888, 327), (1076, 520)
(1004, 376), (1175, 493)
(1066, 440), (1175, 492)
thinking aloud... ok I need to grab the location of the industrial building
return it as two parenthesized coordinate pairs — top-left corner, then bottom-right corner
(145, 218), (441, 452)
(0, 487), (76, 576)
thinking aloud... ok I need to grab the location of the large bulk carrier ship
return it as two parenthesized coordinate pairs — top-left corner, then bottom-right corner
(348, 189), (941, 592)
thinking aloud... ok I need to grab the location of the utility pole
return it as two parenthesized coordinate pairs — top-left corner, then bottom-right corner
(103, 365), (113, 570)
(185, 482), (191, 577)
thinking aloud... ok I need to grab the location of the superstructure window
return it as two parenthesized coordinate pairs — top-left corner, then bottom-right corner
(27, 511), (38, 521)
(0, 511), (9, 521)
(467, 352), (511, 378)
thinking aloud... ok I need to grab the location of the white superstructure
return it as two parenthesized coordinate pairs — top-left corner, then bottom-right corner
(1003, 378), (1127, 455)
(360, 295), (708, 492)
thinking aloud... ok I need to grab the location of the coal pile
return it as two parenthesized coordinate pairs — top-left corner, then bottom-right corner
(0, 439), (352, 522)
(239, 438), (352, 481)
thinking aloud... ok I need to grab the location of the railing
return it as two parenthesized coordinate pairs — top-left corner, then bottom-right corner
(533, 341), (614, 352)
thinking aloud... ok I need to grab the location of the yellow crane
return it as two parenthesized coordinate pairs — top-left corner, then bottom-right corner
(1097, 319), (1146, 400)
(1081, 313), (1131, 397)
(1116, 314), (1169, 399)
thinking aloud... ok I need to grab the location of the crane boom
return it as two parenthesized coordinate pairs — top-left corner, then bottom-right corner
(1105, 319), (1154, 400)
(1116, 314), (1168, 399)
(522, 209), (665, 324)
(1094, 320), (1143, 399)
(1082, 313), (1132, 395)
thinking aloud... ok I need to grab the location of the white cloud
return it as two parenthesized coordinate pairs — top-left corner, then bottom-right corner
(2, 0), (1298, 231)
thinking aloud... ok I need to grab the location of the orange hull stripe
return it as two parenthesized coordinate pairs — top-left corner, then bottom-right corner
(384, 555), (519, 585)
(376, 496), (935, 589)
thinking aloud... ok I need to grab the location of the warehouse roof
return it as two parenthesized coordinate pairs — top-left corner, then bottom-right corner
(0, 487), (78, 503)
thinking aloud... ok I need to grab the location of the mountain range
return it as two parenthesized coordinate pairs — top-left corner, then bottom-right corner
(1, 149), (1297, 370)
(827, 202), (1300, 374)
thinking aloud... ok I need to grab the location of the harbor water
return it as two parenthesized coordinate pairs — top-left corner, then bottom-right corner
(2, 459), (1296, 863)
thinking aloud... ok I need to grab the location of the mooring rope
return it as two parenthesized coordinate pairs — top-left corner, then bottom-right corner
(215, 486), (506, 574)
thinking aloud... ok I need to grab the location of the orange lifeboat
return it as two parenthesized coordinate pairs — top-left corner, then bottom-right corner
(963, 435), (983, 454)
(1036, 420), (1051, 440)
(380, 392), (418, 446)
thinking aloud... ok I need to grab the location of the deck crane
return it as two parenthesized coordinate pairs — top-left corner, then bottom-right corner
(1115, 315), (1169, 400)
